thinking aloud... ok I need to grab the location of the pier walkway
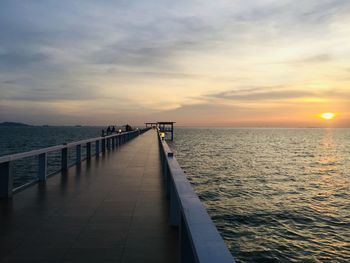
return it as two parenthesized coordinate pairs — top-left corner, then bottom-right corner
(0, 130), (178, 263)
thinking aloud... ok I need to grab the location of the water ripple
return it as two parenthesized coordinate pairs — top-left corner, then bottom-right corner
(170, 128), (350, 263)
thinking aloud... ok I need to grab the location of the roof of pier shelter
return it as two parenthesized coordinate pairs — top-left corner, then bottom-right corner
(157, 122), (176, 124)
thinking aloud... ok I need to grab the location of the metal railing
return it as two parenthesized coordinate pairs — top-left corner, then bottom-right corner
(0, 128), (150, 198)
(158, 133), (235, 263)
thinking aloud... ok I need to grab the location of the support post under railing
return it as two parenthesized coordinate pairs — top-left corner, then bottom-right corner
(95, 140), (100, 156)
(112, 137), (115, 149)
(86, 142), (91, 159)
(38, 153), (47, 181)
(106, 138), (110, 150)
(0, 161), (13, 198)
(76, 144), (81, 164)
(61, 146), (68, 171)
(102, 138), (106, 153)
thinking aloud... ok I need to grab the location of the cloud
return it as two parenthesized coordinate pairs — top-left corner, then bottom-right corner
(2, 80), (16, 84)
(1, 79), (101, 102)
(0, 52), (49, 69)
(293, 54), (333, 64)
(208, 87), (316, 101)
(88, 14), (218, 70)
(91, 43), (178, 69)
(206, 86), (350, 104)
(0, 0), (349, 125)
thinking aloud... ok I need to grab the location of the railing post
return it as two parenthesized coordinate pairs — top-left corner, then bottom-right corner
(0, 161), (13, 198)
(102, 138), (106, 153)
(61, 146), (68, 171)
(95, 140), (100, 156)
(38, 153), (47, 181)
(86, 142), (91, 159)
(106, 138), (110, 150)
(76, 144), (81, 164)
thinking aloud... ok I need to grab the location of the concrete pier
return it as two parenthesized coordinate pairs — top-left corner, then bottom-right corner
(0, 131), (178, 263)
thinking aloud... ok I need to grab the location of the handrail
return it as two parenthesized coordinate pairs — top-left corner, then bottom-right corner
(158, 133), (235, 263)
(0, 145), (66, 163)
(0, 130), (143, 163)
(0, 128), (151, 198)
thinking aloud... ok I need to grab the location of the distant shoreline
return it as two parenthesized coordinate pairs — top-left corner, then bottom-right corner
(0, 122), (31, 127)
(0, 122), (104, 128)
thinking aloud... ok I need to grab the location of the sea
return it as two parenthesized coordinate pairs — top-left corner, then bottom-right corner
(1, 126), (349, 262)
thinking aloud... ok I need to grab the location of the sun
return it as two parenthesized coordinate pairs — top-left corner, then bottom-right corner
(320, 112), (336, 120)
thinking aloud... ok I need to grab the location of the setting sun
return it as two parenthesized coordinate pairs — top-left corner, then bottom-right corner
(320, 112), (336, 120)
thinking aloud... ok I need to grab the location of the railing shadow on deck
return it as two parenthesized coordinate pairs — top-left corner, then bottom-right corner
(158, 133), (236, 263)
(0, 128), (151, 198)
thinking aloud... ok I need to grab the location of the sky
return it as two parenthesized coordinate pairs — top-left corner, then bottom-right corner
(0, 0), (350, 127)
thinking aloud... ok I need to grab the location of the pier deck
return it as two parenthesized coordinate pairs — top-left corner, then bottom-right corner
(0, 131), (178, 263)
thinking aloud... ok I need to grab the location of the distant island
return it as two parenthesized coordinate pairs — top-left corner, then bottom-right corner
(0, 122), (32, 127)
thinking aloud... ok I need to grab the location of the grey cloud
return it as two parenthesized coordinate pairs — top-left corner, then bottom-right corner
(2, 81), (100, 102)
(92, 43), (176, 68)
(89, 15), (216, 69)
(270, 53), (334, 66)
(104, 69), (200, 79)
(0, 52), (49, 69)
(149, 102), (244, 124)
(209, 87), (315, 101)
(322, 89), (350, 99)
(208, 86), (350, 102)
(235, 0), (350, 25)
(226, 0), (350, 44)
(2, 80), (16, 84)
(92, 40), (199, 69)
(299, 54), (333, 64)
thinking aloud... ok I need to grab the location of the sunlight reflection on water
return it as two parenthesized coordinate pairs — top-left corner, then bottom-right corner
(170, 128), (350, 263)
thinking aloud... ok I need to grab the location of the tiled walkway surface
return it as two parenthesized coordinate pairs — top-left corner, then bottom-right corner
(0, 131), (178, 263)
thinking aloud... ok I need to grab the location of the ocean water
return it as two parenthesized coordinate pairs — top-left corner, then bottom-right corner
(169, 128), (350, 263)
(1, 127), (349, 262)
